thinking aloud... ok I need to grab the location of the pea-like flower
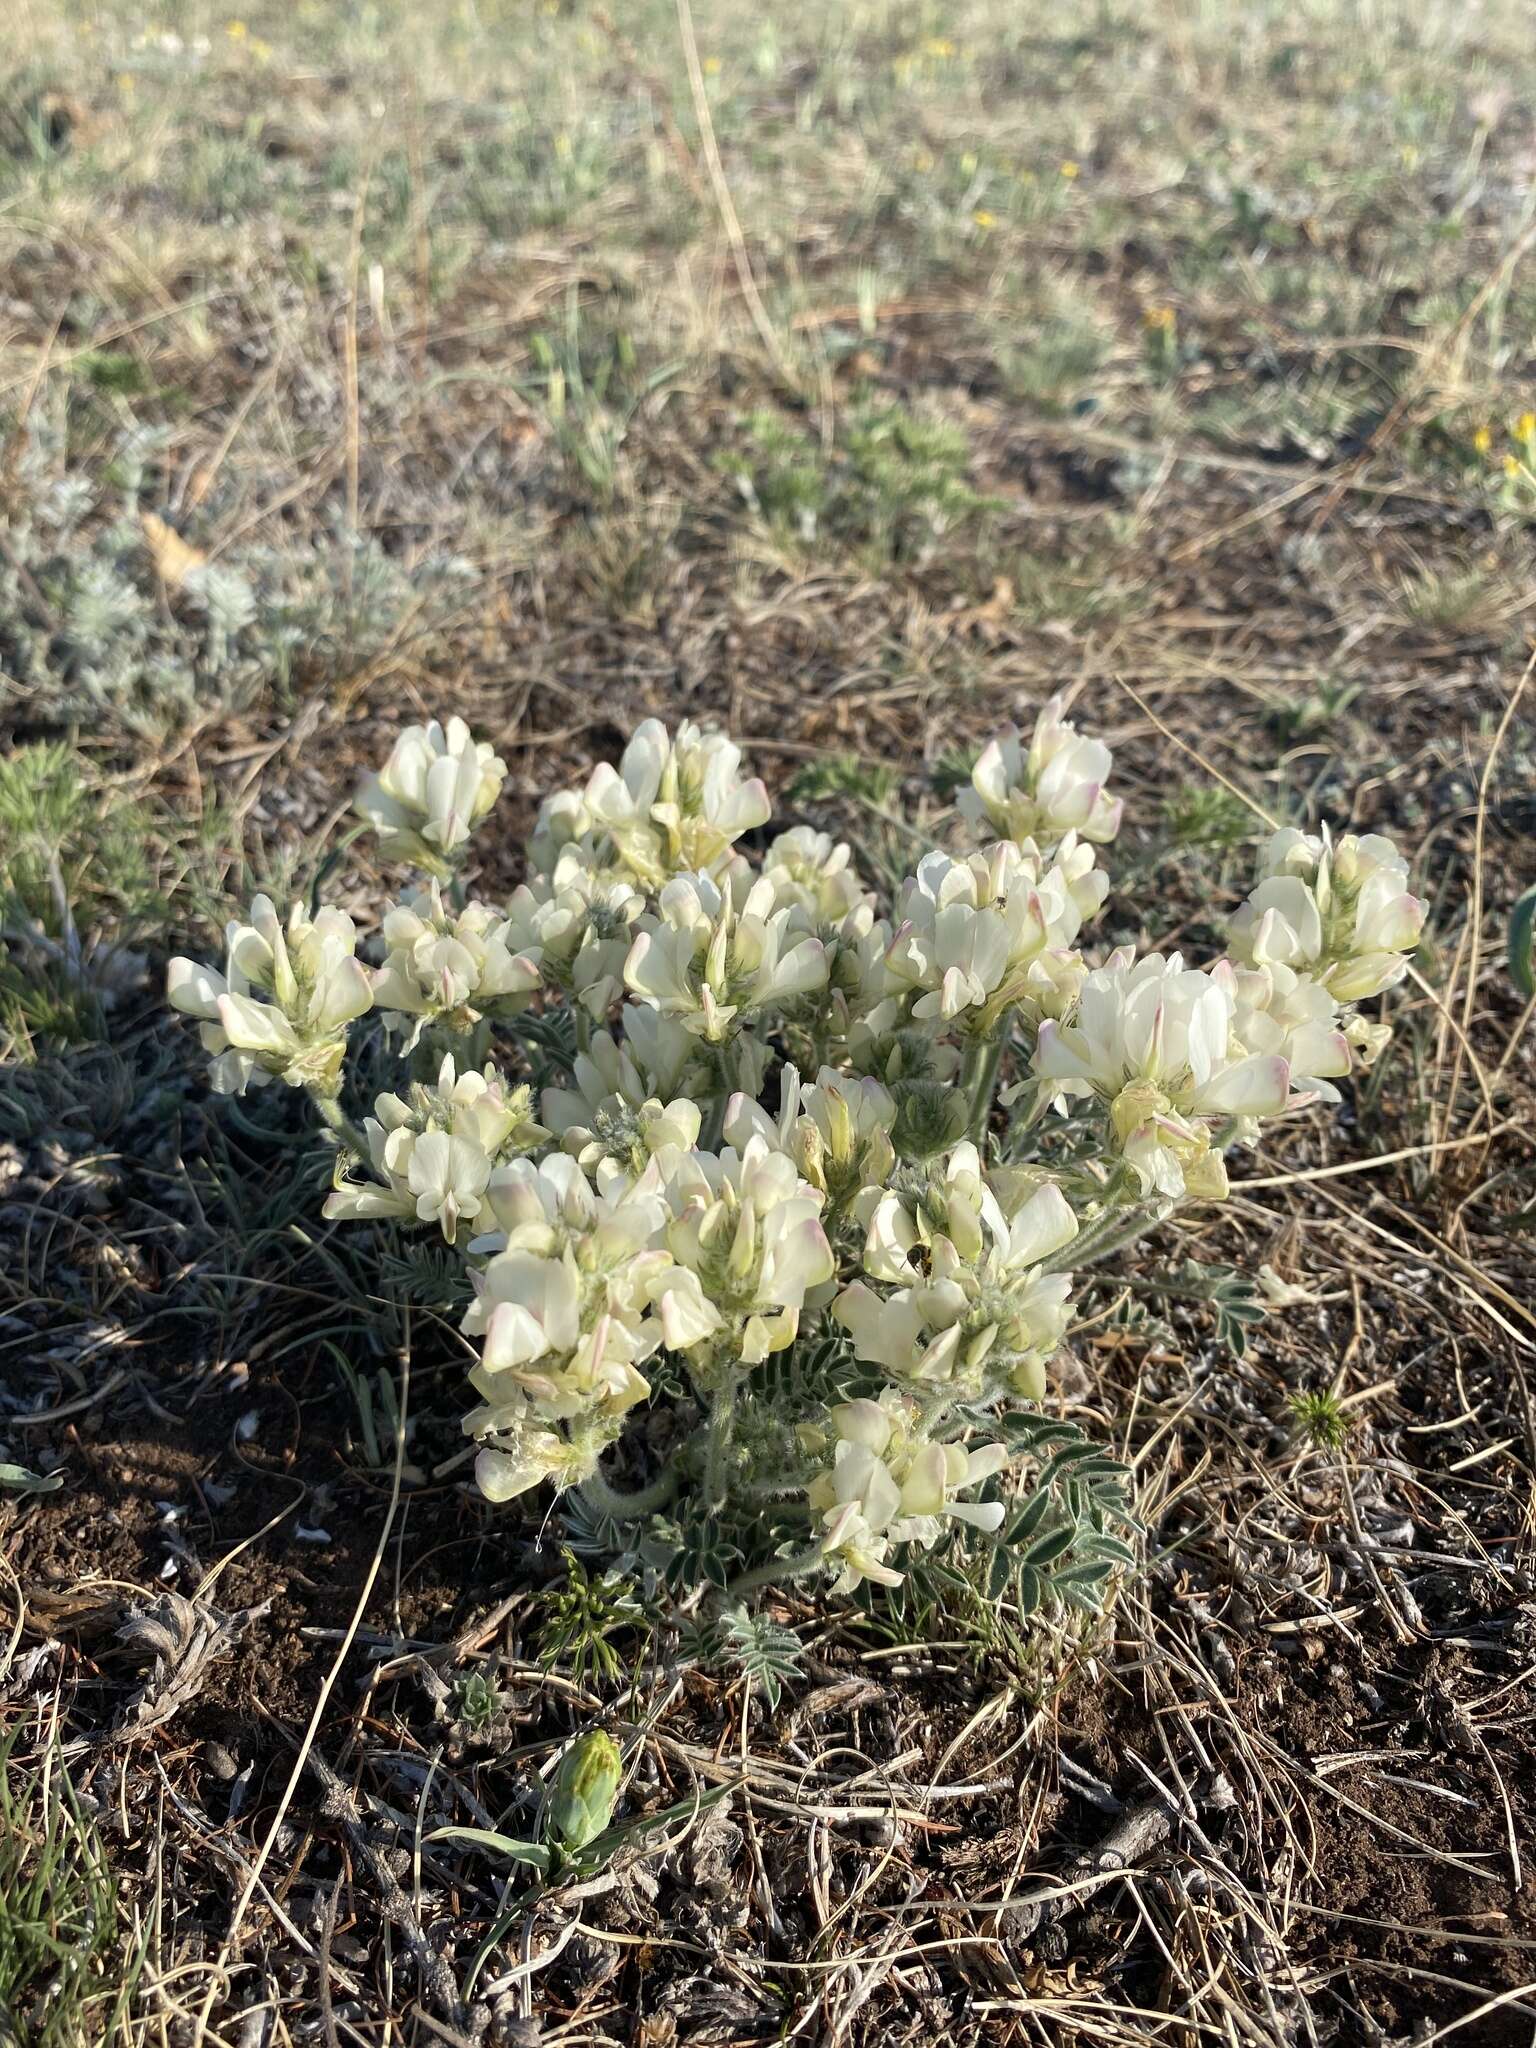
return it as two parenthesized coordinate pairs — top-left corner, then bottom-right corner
(355, 717), (506, 874)
(558, 1090), (704, 1184)
(503, 846), (645, 1020)
(757, 827), (871, 930)
(884, 838), (1101, 1039)
(1033, 950), (1292, 1200)
(723, 1064), (896, 1217)
(807, 1392), (1009, 1592)
(370, 882), (542, 1044)
(323, 1054), (546, 1242)
(1229, 826), (1424, 1002)
(624, 871), (828, 1044)
(960, 693), (1122, 849)
(472, 1415), (598, 1504)
(835, 1156), (1079, 1401)
(461, 1157), (680, 1501)
(543, 1004), (702, 1132)
(531, 719), (770, 889)
(1230, 961), (1351, 1102)
(167, 895), (373, 1096)
(659, 1136), (835, 1376)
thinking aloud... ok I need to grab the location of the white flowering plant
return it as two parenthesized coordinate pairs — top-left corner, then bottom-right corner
(167, 701), (1424, 1626)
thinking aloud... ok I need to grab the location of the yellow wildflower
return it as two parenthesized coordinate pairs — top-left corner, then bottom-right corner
(1472, 425), (1493, 455)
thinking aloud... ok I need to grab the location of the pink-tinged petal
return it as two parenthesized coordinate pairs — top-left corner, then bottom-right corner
(167, 956), (228, 1018)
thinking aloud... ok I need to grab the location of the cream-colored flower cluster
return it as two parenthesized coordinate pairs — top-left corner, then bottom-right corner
(884, 837), (1104, 1040)
(503, 851), (644, 1020)
(166, 706), (1423, 1611)
(1225, 827), (1425, 1097)
(1032, 950), (1294, 1202)
(835, 1150), (1079, 1403)
(372, 883), (542, 1045)
(657, 1130), (836, 1376)
(531, 718), (770, 889)
(622, 869), (830, 1047)
(168, 894), (372, 1096)
(960, 693), (1123, 850)
(323, 1054), (546, 1243)
(463, 1156), (678, 1501)
(728, 1065), (897, 1218)
(355, 717), (506, 875)
(804, 1392), (1008, 1593)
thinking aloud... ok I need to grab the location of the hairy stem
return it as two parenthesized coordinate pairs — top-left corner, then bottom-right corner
(916, 1390), (959, 1440)
(699, 1046), (736, 1152)
(726, 1541), (827, 1602)
(578, 1465), (678, 1521)
(310, 1089), (372, 1164)
(1059, 1202), (1164, 1273)
(703, 1369), (742, 1511)
(962, 1036), (1005, 1145)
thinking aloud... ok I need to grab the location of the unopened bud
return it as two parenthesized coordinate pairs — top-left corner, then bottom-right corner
(549, 1730), (622, 1854)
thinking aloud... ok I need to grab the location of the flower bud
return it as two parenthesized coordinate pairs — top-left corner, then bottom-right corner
(549, 1730), (622, 1854)
(891, 1080), (969, 1161)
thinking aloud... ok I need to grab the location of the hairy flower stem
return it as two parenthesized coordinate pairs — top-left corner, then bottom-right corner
(578, 1466), (678, 1521)
(725, 1541), (827, 1602)
(918, 1393), (956, 1435)
(703, 1369), (742, 1511)
(961, 1036), (1005, 1145)
(1062, 1203), (1163, 1273)
(699, 1045), (736, 1152)
(310, 1089), (372, 1165)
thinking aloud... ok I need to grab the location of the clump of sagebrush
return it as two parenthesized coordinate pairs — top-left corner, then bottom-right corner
(0, 414), (474, 739)
(167, 701), (1425, 1623)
